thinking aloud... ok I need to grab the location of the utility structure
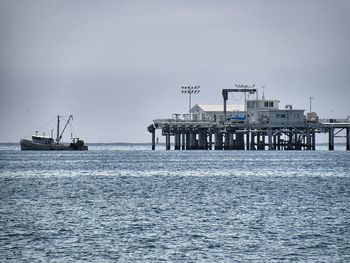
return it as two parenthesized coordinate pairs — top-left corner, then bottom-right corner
(222, 84), (257, 122)
(309, 97), (314, 114)
(148, 86), (350, 151)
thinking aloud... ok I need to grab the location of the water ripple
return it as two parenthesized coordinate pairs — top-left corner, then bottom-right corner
(0, 147), (350, 261)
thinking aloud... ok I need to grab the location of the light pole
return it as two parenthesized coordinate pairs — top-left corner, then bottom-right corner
(181, 86), (200, 113)
(309, 97), (314, 114)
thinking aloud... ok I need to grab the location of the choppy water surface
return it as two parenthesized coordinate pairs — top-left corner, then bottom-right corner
(0, 144), (350, 262)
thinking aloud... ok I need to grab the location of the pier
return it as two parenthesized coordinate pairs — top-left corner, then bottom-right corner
(147, 87), (350, 151)
(148, 120), (350, 151)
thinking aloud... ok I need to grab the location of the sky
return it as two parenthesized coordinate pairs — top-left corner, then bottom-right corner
(0, 0), (349, 143)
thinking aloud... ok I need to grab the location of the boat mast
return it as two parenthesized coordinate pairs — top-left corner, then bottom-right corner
(56, 115), (60, 143)
(58, 115), (73, 142)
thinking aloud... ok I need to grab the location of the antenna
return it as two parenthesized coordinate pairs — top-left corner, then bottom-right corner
(262, 85), (266, 100)
(309, 97), (314, 114)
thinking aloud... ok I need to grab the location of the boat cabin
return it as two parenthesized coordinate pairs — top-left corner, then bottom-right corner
(32, 135), (54, 144)
(32, 130), (55, 145)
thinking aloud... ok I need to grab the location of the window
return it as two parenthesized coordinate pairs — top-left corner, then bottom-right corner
(264, 101), (274, 107)
(248, 101), (256, 109)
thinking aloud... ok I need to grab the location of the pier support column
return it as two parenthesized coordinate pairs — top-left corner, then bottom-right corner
(151, 129), (155, 150)
(198, 132), (203, 150)
(288, 130), (293, 150)
(223, 133), (229, 150)
(186, 133), (190, 150)
(235, 133), (244, 150)
(250, 132), (255, 150)
(328, 128), (334, 151)
(148, 125), (156, 150)
(294, 133), (299, 150)
(193, 133), (197, 150)
(166, 131), (171, 150)
(262, 133), (266, 150)
(306, 130), (311, 150)
(228, 132), (234, 150)
(277, 134), (281, 150)
(312, 130), (316, 150)
(273, 133), (277, 150)
(346, 128), (350, 151)
(215, 132), (222, 150)
(182, 133), (186, 150)
(174, 132), (180, 150)
(198, 132), (206, 150)
(268, 129), (273, 150)
(214, 132), (219, 150)
(189, 132), (196, 150)
(257, 132), (264, 150)
(208, 133), (213, 150)
(246, 130), (250, 150)
(193, 132), (198, 150)
(296, 133), (300, 149)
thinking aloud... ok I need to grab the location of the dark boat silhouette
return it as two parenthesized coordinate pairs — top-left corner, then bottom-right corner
(20, 115), (88, 151)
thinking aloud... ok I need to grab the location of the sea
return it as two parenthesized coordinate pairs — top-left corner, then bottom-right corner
(0, 143), (349, 262)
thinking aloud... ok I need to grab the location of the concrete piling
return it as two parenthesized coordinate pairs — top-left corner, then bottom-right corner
(174, 132), (180, 150)
(208, 133), (213, 150)
(181, 133), (186, 150)
(166, 131), (171, 150)
(329, 128), (334, 151)
(246, 130), (250, 150)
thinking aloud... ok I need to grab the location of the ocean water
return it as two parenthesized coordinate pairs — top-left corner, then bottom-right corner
(0, 144), (350, 262)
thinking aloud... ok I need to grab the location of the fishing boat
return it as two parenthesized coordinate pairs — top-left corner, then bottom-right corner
(20, 115), (88, 151)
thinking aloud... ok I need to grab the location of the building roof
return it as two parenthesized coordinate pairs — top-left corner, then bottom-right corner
(191, 104), (244, 113)
(258, 109), (305, 112)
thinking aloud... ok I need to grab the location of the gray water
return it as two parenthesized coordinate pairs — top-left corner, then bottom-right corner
(0, 144), (350, 262)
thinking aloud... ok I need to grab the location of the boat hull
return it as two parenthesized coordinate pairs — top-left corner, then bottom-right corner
(20, 139), (88, 151)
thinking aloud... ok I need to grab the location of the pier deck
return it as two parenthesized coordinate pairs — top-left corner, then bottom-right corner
(147, 119), (350, 151)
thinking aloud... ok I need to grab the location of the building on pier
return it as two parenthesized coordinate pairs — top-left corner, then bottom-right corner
(190, 104), (244, 122)
(147, 88), (350, 151)
(246, 99), (305, 125)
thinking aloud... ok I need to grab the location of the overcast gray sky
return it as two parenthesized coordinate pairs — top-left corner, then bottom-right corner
(1, 0), (349, 143)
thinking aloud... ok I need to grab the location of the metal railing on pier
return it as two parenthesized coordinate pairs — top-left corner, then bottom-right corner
(153, 118), (215, 124)
(319, 118), (350, 124)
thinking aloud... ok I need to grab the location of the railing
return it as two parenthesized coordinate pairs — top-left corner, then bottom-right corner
(319, 118), (350, 124)
(154, 117), (350, 125)
(154, 118), (216, 124)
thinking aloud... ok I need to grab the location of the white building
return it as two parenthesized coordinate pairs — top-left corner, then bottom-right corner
(190, 104), (244, 122)
(188, 98), (306, 125)
(247, 99), (306, 124)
